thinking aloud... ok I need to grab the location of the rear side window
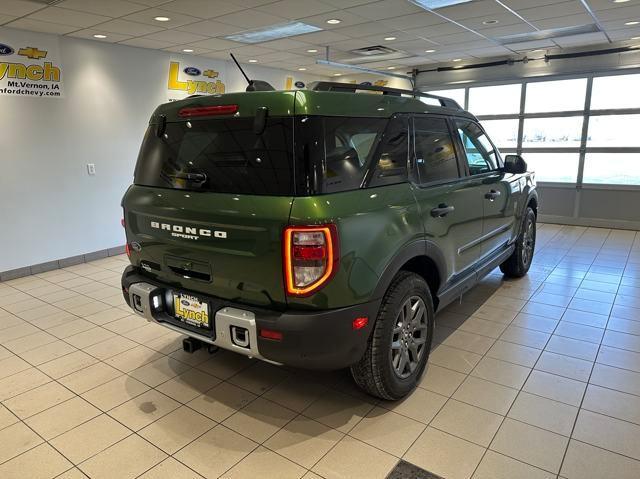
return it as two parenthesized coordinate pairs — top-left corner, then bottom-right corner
(296, 116), (408, 194)
(413, 116), (459, 184)
(456, 119), (501, 175)
(369, 116), (409, 188)
(134, 117), (294, 195)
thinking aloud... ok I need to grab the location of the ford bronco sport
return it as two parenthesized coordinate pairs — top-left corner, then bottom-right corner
(121, 82), (537, 400)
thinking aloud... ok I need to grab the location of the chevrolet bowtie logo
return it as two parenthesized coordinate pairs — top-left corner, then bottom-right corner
(18, 47), (47, 60)
(202, 69), (218, 79)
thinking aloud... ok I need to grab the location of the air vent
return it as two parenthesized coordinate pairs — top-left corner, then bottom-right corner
(494, 24), (600, 45)
(342, 45), (411, 64)
(350, 45), (398, 56)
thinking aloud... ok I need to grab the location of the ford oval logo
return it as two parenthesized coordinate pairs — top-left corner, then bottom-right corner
(181, 299), (190, 306)
(0, 44), (14, 56)
(184, 66), (201, 76)
(359, 81), (372, 86)
(294, 81), (305, 88)
(131, 241), (142, 252)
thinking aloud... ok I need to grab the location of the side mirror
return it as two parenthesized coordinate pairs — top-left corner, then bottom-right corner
(504, 154), (527, 174)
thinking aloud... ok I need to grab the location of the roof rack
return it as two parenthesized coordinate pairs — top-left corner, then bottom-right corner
(308, 81), (463, 110)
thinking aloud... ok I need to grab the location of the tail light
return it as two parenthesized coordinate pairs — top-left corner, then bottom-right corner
(125, 243), (131, 257)
(284, 224), (339, 296)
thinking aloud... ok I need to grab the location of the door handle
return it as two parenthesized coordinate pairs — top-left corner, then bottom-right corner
(430, 204), (455, 218)
(485, 190), (501, 200)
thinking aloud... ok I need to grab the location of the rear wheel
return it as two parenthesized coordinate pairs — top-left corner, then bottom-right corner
(500, 206), (536, 278)
(350, 271), (434, 400)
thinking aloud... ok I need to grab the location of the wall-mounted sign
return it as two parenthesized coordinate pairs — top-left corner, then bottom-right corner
(0, 29), (64, 98)
(167, 57), (226, 102)
(285, 76), (307, 90)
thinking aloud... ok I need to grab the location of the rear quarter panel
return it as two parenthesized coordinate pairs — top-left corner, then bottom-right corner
(287, 183), (423, 309)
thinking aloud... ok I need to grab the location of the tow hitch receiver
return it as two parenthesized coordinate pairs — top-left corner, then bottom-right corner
(183, 337), (201, 353)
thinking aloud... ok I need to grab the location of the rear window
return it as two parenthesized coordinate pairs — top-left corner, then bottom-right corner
(134, 117), (294, 195)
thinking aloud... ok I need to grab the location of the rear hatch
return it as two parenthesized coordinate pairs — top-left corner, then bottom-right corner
(123, 94), (296, 308)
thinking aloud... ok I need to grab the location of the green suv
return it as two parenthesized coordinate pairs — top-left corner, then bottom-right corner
(121, 82), (537, 399)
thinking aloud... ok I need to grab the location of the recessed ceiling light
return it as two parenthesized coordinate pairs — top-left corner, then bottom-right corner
(298, 67), (307, 71)
(182, 48), (194, 53)
(387, 66), (396, 69)
(625, 20), (639, 25)
(425, 49), (436, 53)
(93, 34), (107, 39)
(326, 19), (341, 24)
(307, 49), (318, 53)
(452, 58), (462, 62)
(633, 36), (640, 40)
(384, 36), (397, 41)
(614, 0), (630, 3)
(333, 73), (342, 76)
(530, 49), (545, 52)
(248, 59), (258, 63)
(482, 20), (499, 25)
(154, 16), (170, 22)
(226, 21), (322, 43)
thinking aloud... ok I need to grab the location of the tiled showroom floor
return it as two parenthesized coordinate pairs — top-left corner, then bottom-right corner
(2, 224), (640, 479)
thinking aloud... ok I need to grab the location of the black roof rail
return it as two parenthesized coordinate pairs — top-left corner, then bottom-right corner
(308, 81), (463, 110)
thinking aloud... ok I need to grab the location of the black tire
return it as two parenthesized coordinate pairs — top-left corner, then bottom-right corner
(500, 206), (536, 278)
(350, 271), (434, 400)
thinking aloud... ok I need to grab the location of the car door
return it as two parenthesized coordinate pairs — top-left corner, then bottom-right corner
(454, 118), (518, 259)
(409, 115), (486, 286)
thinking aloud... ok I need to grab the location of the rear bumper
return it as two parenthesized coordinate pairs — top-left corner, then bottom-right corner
(121, 266), (379, 370)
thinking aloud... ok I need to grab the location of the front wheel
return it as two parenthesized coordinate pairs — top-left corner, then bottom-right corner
(500, 206), (536, 278)
(350, 271), (434, 400)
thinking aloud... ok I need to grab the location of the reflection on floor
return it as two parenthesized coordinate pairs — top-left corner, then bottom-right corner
(1, 224), (640, 479)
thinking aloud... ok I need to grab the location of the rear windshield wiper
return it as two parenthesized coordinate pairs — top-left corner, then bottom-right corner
(169, 172), (207, 183)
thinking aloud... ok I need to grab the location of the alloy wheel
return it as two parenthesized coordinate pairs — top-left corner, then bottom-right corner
(391, 295), (428, 379)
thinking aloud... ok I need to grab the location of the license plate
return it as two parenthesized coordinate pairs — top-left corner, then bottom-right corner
(173, 293), (210, 328)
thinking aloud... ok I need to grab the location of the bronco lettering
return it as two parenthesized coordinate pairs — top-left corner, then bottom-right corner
(150, 221), (227, 240)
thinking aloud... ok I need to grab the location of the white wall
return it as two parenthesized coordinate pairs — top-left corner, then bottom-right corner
(0, 27), (326, 272)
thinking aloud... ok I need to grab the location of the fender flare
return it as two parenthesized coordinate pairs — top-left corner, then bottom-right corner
(372, 239), (447, 301)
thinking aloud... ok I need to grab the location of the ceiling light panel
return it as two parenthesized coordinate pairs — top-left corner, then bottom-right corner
(225, 21), (322, 43)
(410, 0), (473, 9)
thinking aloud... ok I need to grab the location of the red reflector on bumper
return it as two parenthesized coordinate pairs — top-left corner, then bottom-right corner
(352, 317), (368, 330)
(260, 329), (283, 341)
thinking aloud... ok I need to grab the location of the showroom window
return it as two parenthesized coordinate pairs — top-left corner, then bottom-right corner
(424, 88), (465, 108)
(468, 83), (521, 116)
(424, 70), (640, 186)
(524, 78), (587, 113)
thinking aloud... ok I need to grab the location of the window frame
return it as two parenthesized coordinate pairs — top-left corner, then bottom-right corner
(409, 113), (465, 188)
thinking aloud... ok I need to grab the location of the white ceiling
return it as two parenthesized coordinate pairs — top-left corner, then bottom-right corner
(0, 0), (639, 75)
